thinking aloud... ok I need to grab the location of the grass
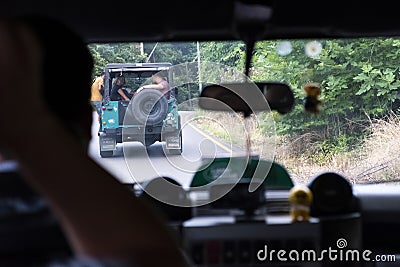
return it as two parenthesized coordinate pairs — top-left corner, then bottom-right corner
(349, 112), (400, 184)
(276, 112), (400, 184)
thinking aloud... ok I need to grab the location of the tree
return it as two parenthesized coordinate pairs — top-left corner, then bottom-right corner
(143, 42), (197, 64)
(88, 43), (146, 78)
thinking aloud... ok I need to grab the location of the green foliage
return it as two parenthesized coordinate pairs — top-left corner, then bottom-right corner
(88, 43), (146, 78)
(249, 38), (400, 141)
(144, 42), (197, 64)
(200, 41), (245, 68)
(311, 134), (360, 163)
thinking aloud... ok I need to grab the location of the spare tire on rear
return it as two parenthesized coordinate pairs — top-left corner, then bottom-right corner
(130, 89), (168, 125)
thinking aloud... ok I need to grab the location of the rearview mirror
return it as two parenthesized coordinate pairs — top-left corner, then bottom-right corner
(256, 82), (294, 114)
(199, 82), (294, 115)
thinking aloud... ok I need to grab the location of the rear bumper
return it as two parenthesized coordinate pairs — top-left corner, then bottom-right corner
(100, 123), (178, 144)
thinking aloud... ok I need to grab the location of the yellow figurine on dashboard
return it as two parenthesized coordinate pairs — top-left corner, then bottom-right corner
(288, 185), (313, 222)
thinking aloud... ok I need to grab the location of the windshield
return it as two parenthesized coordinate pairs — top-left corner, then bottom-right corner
(88, 39), (400, 187)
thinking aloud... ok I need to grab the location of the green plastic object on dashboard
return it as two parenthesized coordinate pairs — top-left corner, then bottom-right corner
(190, 156), (294, 189)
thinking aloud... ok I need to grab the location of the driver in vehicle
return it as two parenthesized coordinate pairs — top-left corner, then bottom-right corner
(0, 16), (189, 267)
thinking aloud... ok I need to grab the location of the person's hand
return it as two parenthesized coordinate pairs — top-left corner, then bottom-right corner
(0, 20), (49, 143)
(0, 21), (43, 109)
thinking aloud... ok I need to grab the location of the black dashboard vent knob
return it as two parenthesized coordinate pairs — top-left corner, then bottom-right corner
(308, 172), (358, 216)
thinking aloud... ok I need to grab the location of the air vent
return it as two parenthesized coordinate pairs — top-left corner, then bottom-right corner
(265, 190), (290, 214)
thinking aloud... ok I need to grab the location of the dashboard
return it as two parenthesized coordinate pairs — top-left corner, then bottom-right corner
(136, 156), (400, 267)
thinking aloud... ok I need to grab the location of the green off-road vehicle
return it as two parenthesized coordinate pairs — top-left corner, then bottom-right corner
(96, 63), (182, 157)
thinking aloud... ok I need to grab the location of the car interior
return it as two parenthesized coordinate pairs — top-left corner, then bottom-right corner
(2, 0), (400, 266)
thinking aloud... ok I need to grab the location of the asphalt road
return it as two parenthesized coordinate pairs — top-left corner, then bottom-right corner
(88, 111), (240, 188)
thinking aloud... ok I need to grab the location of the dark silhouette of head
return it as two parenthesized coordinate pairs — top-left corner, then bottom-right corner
(21, 15), (94, 149)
